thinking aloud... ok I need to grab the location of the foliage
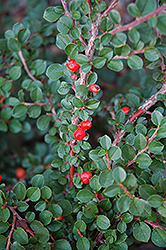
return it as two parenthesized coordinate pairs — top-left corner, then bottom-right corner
(1, 0), (166, 249)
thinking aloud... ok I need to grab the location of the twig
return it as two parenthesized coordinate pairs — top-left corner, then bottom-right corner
(119, 183), (134, 199)
(87, 0), (92, 13)
(101, 0), (118, 18)
(134, 216), (166, 232)
(105, 152), (111, 170)
(98, 3), (166, 38)
(126, 126), (160, 168)
(6, 214), (16, 250)
(61, 0), (70, 17)
(47, 96), (60, 121)
(18, 50), (37, 81)
(24, 102), (48, 106)
(69, 139), (75, 188)
(112, 81), (166, 146)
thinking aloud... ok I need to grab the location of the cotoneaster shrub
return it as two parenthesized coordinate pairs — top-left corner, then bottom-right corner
(1, 0), (166, 249)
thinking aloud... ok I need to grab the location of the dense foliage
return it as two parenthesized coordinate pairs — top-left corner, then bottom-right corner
(1, 0), (166, 249)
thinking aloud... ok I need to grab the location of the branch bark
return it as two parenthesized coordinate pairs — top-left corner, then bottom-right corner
(112, 82), (166, 146)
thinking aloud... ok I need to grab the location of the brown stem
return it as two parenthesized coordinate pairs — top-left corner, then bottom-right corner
(69, 139), (75, 188)
(6, 214), (16, 250)
(134, 217), (166, 232)
(18, 50), (36, 81)
(112, 81), (166, 146)
(24, 102), (48, 106)
(87, 0), (92, 13)
(101, 0), (118, 18)
(98, 3), (166, 39)
(126, 126), (159, 168)
(119, 183), (134, 199)
(105, 152), (111, 170)
(61, 0), (70, 17)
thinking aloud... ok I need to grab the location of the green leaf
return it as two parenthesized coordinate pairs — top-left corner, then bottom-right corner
(148, 140), (164, 154)
(76, 54), (89, 65)
(157, 15), (166, 35)
(72, 97), (84, 108)
(86, 99), (100, 109)
(18, 28), (30, 43)
(31, 59), (46, 75)
(30, 35), (43, 48)
(31, 174), (45, 187)
(122, 144), (136, 161)
(0, 222), (9, 233)
(103, 184), (121, 198)
(35, 227), (50, 243)
(99, 47), (113, 60)
(65, 43), (78, 58)
(28, 105), (41, 118)
(58, 82), (72, 95)
(9, 119), (22, 133)
(108, 146), (122, 161)
(127, 3), (140, 17)
(8, 37), (21, 52)
(108, 10), (121, 24)
(136, 0), (156, 16)
(127, 55), (143, 70)
(76, 237), (90, 250)
(158, 202), (166, 217)
(12, 104), (27, 118)
(117, 221), (127, 234)
(133, 221), (151, 242)
(107, 59), (123, 72)
(113, 167), (126, 183)
(0, 235), (7, 249)
(92, 57), (106, 69)
(117, 195), (131, 213)
(53, 239), (72, 250)
(136, 153), (152, 169)
(128, 28), (140, 43)
(151, 228), (166, 247)
(144, 48), (160, 62)
(46, 64), (63, 81)
(58, 199), (72, 216)
(134, 133), (147, 150)
(0, 121), (8, 132)
(26, 187), (41, 202)
(89, 175), (102, 192)
(9, 66), (21, 80)
(39, 210), (53, 225)
(97, 215), (110, 230)
(74, 220), (86, 232)
(111, 32), (127, 47)
(37, 115), (50, 131)
(13, 182), (26, 200)
(41, 186), (52, 200)
(13, 227), (28, 244)
(43, 6), (63, 23)
(17, 201), (29, 212)
(147, 195), (163, 208)
(77, 190), (94, 203)
(116, 110), (125, 123)
(99, 135), (112, 150)
(139, 184), (157, 200)
(99, 170), (114, 188)
(151, 110), (163, 125)
(57, 16), (74, 34)
(129, 198), (145, 216)
(56, 34), (71, 50)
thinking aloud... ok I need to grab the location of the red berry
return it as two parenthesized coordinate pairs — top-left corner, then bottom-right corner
(80, 120), (92, 130)
(80, 171), (92, 184)
(0, 175), (1, 181)
(54, 215), (63, 221)
(74, 128), (86, 141)
(66, 59), (80, 72)
(121, 107), (130, 115)
(89, 84), (100, 93)
(70, 73), (77, 80)
(16, 168), (26, 179)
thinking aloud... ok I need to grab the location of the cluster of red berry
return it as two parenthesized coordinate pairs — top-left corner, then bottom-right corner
(80, 171), (92, 184)
(66, 59), (100, 93)
(74, 119), (92, 141)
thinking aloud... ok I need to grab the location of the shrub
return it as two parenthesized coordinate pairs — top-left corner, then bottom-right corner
(1, 0), (166, 249)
